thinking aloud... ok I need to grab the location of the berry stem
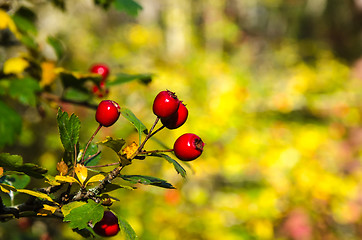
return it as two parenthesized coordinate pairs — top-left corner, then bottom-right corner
(83, 150), (101, 166)
(80, 124), (102, 164)
(148, 125), (165, 139)
(86, 162), (119, 168)
(140, 149), (174, 154)
(132, 117), (160, 159)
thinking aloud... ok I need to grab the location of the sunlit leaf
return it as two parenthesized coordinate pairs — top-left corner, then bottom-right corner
(0, 10), (21, 38)
(74, 164), (88, 186)
(85, 174), (105, 187)
(17, 189), (56, 204)
(122, 142), (138, 159)
(37, 204), (58, 216)
(0, 183), (17, 193)
(97, 137), (126, 154)
(55, 175), (80, 185)
(61, 201), (86, 217)
(40, 61), (57, 87)
(63, 199), (104, 230)
(120, 175), (175, 189)
(3, 57), (29, 75)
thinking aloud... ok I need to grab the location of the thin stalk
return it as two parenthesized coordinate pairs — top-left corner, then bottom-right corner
(86, 162), (120, 168)
(134, 117), (160, 155)
(83, 150), (101, 166)
(80, 124), (102, 164)
(141, 149), (174, 154)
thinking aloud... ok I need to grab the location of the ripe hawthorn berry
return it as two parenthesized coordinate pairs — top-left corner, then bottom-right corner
(153, 90), (180, 118)
(95, 100), (120, 127)
(161, 102), (188, 129)
(90, 64), (110, 98)
(93, 211), (120, 237)
(90, 63), (110, 80)
(173, 133), (204, 161)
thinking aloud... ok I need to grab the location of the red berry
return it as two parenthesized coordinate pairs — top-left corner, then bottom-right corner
(90, 64), (110, 80)
(153, 90), (180, 118)
(161, 102), (188, 129)
(93, 211), (120, 237)
(92, 80), (109, 98)
(95, 100), (120, 127)
(173, 133), (204, 161)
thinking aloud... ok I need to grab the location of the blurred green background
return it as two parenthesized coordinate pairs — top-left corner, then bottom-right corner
(2, 0), (362, 239)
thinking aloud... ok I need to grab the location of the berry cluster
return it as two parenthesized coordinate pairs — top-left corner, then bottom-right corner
(89, 89), (204, 237)
(152, 90), (204, 161)
(90, 63), (110, 98)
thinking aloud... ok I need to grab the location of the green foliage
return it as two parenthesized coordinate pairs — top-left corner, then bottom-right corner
(8, 77), (40, 106)
(120, 174), (175, 189)
(149, 153), (187, 178)
(63, 200), (104, 230)
(0, 101), (22, 148)
(118, 215), (137, 240)
(113, 0), (142, 16)
(108, 73), (153, 87)
(97, 137), (126, 153)
(120, 108), (148, 144)
(0, 153), (47, 178)
(57, 108), (81, 154)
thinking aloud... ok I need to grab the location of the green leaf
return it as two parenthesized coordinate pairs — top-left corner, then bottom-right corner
(63, 199), (104, 230)
(0, 153), (47, 178)
(113, 0), (142, 16)
(149, 153), (187, 178)
(12, 14), (37, 35)
(0, 101), (22, 148)
(8, 77), (40, 106)
(83, 142), (101, 166)
(63, 88), (91, 102)
(100, 183), (136, 193)
(107, 73), (153, 87)
(120, 175), (175, 189)
(61, 201), (86, 217)
(120, 108), (147, 145)
(118, 215), (137, 240)
(3, 174), (31, 189)
(47, 36), (64, 60)
(59, 70), (101, 92)
(17, 189), (56, 203)
(57, 108), (81, 153)
(97, 136), (126, 154)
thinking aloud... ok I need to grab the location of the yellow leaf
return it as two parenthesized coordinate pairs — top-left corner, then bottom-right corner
(44, 175), (61, 186)
(0, 167), (3, 177)
(56, 160), (68, 176)
(0, 183), (16, 193)
(3, 57), (29, 76)
(122, 142), (138, 159)
(85, 174), (105, 187)
(40, 61), (57, 87)
(37, 204), (59, 216)
(0, 10), (20, 38)
(74, 164), (88, 186)
(17, 189), (58, 204)
(55, 175), (80, 185)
